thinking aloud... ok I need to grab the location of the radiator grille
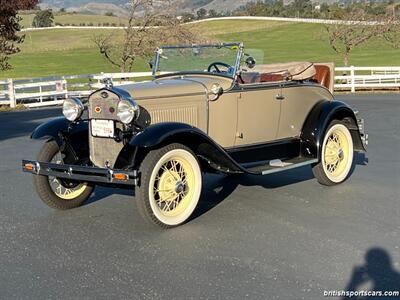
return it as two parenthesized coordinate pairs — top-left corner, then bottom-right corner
(88, 90), (123, 168)
(149, 106), (198, 127)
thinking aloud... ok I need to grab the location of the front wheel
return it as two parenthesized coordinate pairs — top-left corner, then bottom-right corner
(312, 121), (354, 186)
(136, 143), (202, 228)
(32, 141), (94, 209)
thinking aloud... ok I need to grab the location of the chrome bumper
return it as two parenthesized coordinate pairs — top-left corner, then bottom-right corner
(22, 160), (139, 186)
(357, 117), (368, 149)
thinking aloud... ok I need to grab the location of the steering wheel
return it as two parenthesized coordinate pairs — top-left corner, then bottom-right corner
(207, 62), (232, 74)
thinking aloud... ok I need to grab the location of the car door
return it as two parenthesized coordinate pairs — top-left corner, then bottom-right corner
(276, 85), (333, 140)
(234, 84), (281, 146)
(208, 92), (238, 148)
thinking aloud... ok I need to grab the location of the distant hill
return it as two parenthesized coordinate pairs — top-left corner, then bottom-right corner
(40, 0), (371, 16)
(40, 0), (261, 14)
(201, 0), (256, 12)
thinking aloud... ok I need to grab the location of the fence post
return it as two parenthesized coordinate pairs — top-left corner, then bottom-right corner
(350, 66), (355, 93)
(39, 85), (43, 103)
(8, 78), (16, 108)
(64, 80), (68, 99)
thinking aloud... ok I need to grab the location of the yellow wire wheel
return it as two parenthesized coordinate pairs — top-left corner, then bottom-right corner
(48, 151), (88, 200)
(321, 123), (354, 183)
(50, 179), (88, 200)
(138, 144), (202, 227)
(33, 140), (93, 210)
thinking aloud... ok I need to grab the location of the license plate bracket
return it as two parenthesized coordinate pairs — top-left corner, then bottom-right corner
(91, 119), (114, 138)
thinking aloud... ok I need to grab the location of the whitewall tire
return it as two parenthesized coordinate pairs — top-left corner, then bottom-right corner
(136, 143), (202, 228)
(313, 121), (354, 185)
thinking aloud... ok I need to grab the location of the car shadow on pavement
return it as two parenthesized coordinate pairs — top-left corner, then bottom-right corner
(84, 186), (134, 206)
(192, 165), (315, 220)
(82, 153), (368, 218)
(342, 248), (400, 299)
(193, 154), (368, 220)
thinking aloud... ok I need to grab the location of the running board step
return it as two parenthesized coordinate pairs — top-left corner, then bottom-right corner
(242, 157), (318, 175)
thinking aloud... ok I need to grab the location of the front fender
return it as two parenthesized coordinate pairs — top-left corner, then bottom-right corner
(301, 100), (365, 159)
(120, 122), (244, 173)
(31, 117), (90, 163)
(31, 117), (88, 145)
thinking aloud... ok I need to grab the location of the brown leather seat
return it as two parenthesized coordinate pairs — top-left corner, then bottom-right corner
(313, 65), (331, 90)
(238, 72), (285, 84)
(260, 73), (285, 83)
(238, 72), (261, 84)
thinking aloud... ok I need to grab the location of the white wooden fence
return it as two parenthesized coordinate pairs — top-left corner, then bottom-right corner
(335, 66), (400, 93)
(0, 67), (399, 108)
(0, 72), (153, 108)
(21, 16), (388, 32)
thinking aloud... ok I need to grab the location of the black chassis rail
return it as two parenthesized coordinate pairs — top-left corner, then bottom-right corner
(22, 160), (139, 186)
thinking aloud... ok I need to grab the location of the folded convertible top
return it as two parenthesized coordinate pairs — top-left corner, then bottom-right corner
(253, 62), (316, 81)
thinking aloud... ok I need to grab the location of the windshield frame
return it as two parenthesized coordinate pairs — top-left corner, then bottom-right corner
(152, 42), (244, 79)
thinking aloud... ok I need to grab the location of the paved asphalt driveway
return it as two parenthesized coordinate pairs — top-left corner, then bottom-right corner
(0, 94), (399, 299)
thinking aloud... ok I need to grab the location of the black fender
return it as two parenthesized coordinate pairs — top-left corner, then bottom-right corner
(31, 117), (90, 163)
(116, 122), (245, 173)
(31, 117), (87, 143)
(301, 100), (365, 160)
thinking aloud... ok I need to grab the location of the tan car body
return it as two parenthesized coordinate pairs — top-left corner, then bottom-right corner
(123, 74), (333, 148)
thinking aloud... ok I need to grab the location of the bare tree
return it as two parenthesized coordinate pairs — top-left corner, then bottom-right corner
(0, 0), (39, 71)
(323, 9), (399, 66)
(94, 0), (207, 73)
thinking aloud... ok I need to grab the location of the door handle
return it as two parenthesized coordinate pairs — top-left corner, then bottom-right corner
(275, 94), (285, 100)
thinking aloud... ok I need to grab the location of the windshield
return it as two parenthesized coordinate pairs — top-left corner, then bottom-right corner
(153, 43), (242, 78)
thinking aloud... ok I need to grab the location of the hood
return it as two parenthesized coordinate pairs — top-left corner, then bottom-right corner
(120, 75), (234, 101)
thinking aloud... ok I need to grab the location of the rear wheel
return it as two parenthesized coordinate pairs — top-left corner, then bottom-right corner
(312, 121), (354, 186)
(33, 141), (94, 209)
(136, 143), (202, 228)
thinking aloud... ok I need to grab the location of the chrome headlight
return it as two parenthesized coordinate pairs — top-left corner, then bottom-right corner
(117, 98), (140, 124)
(63, 98), (84, 122)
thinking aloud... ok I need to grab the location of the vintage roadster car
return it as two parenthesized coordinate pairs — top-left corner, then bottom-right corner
(23, 43), (367, 228)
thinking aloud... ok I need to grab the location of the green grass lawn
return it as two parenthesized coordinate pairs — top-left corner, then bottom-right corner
(1, 19), (399, 79)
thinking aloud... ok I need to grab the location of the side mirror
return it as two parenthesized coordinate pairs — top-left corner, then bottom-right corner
(245, 56), (256, 69)
(148, 59), (154, 69)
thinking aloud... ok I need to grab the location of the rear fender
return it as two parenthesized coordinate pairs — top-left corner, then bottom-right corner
(301, 100), (366, 160)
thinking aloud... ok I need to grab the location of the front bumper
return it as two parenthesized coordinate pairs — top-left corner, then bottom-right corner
(22, 160), (139, 186)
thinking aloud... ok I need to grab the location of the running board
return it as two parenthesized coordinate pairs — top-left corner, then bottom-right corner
(242, 157), (318, 175)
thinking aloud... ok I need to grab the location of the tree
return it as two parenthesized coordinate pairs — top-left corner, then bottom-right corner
(181, 12), (195, 23)
(32, 9), (54, 28)
(0, 0), (39, 71)
(94, 0), (207, 73)
(323, 9), (399, 66)
(197, 8), (207, 20)
(287, 0), (313, 18)
(208, 9), (218, 18)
